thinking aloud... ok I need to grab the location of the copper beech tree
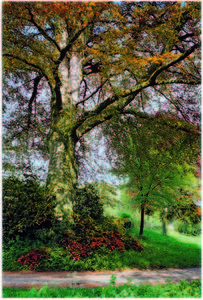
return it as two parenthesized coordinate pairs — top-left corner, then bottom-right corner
(3, 2), (200, 215)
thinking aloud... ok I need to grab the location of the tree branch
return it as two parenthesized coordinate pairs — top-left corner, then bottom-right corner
(179, 32), (195, 41)
(149, 43), (200, 84)
(76, 79), (108, 107)
(152, 86), (189, 122)
(3, 53), (44, 73)
(155, 78), (201, 85)
(27, 75), (43, 130)
(74, 48), (200, 139)
(121, 108), (200, 134)
(27, 7), (61, 52)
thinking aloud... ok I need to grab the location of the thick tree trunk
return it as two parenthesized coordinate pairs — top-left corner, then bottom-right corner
(46, 76), (81, 216)
(46, 21), (83, 216)
(46, 123), (79, 216)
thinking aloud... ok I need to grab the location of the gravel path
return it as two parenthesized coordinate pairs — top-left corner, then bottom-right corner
(3, 267), (201, 288)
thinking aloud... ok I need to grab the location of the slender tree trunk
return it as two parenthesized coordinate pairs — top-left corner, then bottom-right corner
(161, 208), (167, 236)
(139, 201), (145, 236)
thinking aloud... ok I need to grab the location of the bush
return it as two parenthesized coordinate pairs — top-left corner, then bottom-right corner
(94, 216), (127, 236)
(17, 248), (49, 270)
(3, 237), (47, 271)
(120, 212), (132, 219)
(73, 184), (104, 220)
(72, 184), (104, 237)
(174, 220), (201, 236)
(121, 234), (143, 251)
(3, 177), (56, 241)
(59, 221), (143, 261)
(90, 233), (125, 252)
(120, 213), (134, 231)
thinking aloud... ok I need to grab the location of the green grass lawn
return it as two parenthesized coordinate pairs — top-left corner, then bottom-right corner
(123, 229), (201, 270)
(103, 200), (201, 270)
(168, 227), (201, 246)
(3, 280), (201, 298)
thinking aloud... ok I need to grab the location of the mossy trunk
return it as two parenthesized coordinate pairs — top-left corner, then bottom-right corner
(46, 121), (79, 216)
(45, 20), (85, 217)
(46, 37), (82, 216)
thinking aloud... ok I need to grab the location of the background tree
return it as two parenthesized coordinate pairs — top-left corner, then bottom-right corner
(3, 1), (200, 216)
(103, 114), (199, 235)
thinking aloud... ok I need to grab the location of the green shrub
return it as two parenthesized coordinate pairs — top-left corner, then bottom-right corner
(120, 213), (134, 232)
(94, 216), (133, 236)
(74, 184), (104, 220)
(3, 177), (56, 241)
(121, 234), (143, 251)
(41, 248), (71, 271)
(72, 184), (104, 237)
(174, 220), (201, 236)
(120, 212), (132, 219)
(93, 216), (120, 235)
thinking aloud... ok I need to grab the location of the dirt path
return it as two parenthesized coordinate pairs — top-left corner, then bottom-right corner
(3, 267), (201, 288)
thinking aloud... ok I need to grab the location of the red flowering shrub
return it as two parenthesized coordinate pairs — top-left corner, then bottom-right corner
(90, 237), (105, 250)
(18, 248), (49, 270)
(90, 232), (125, 252)
(59, 233), (90, 261)
(67, 240), (90, 261)
(105, 232), (125, 251)
(59, 224), (143, 261)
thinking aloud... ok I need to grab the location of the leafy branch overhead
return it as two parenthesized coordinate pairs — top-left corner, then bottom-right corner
(2, 1), (200, 209)
(3, 2), (200, 132)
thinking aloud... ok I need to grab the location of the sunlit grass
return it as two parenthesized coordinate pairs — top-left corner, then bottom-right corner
(3, 280), (201, 298)
(104, 200), (201, 270)
(168, 228), (201, 246)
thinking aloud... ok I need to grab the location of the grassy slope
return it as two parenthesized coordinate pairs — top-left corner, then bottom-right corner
(168, 228), (201, 246)
(3, 280), (201, 298)
(132, 228), (201, 269)
(103, 190), (201, 270)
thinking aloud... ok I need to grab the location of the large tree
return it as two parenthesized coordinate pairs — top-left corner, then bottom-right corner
(3, 1), (200, 214)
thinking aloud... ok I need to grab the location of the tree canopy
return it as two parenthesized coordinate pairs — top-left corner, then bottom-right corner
(103, 114), (199, 234)
(3, 1), (200, 214)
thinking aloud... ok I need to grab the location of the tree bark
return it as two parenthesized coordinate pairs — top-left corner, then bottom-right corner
(161, 208), (167, 236)
(46, 21), (83, 216)
(139, 201), (145, 236)
(46, 90), (79, 215)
